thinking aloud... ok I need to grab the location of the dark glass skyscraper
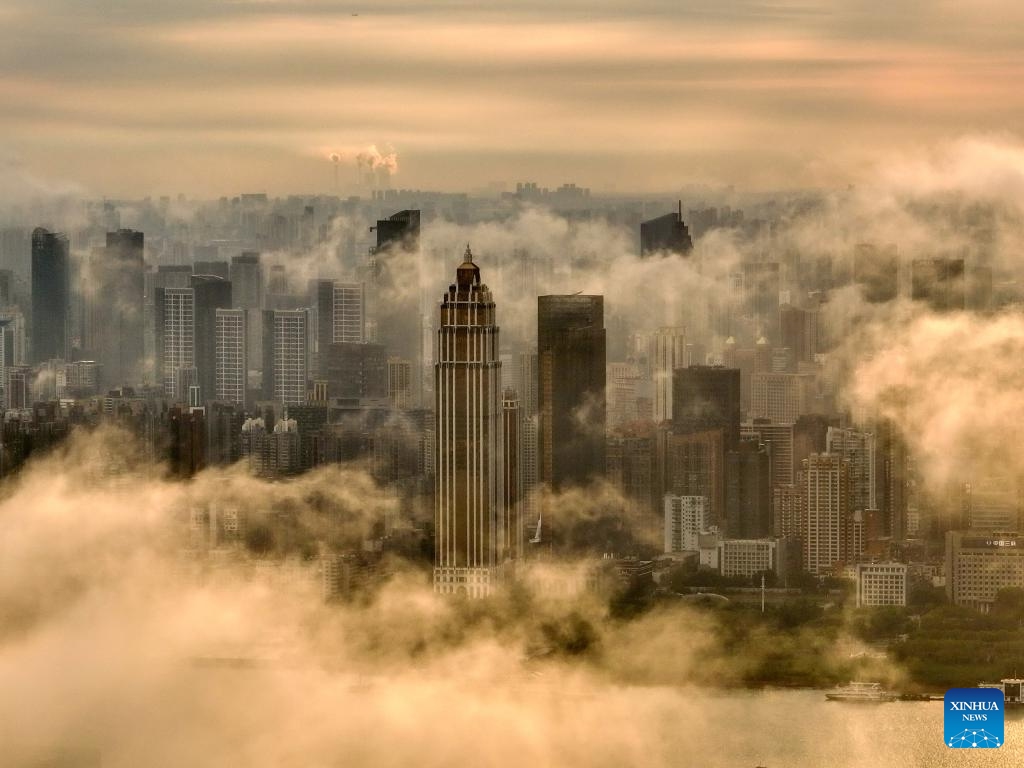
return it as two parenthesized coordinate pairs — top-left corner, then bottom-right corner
(672, 365), (741, 451)
(640, 203), (693, 257)
(191, 274), (232, 403)
(30, 227), (69, 363)
(911, 257), (965, 312)
(537, 294), (606, 491)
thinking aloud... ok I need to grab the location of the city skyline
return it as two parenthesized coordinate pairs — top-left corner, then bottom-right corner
(4, 2), (1024, 764)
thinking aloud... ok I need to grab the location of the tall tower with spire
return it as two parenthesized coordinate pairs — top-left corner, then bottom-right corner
(434, 246), (504, 597)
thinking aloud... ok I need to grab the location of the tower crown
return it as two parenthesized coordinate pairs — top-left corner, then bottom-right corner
(456, 244), (480, 288)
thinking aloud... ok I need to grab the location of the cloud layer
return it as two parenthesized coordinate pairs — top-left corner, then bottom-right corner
(3, 1), (1024, 194)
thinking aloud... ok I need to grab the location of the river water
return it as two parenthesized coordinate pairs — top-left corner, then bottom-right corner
(668, 688), (1021, 767)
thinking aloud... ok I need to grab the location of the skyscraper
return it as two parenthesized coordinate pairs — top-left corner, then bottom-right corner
(155, 287), (194, 400)
(502, 389), (524, 563)
(911, 258), (965, 312)
(332, 282), (365, 343)
(725, 438), (771, 538)
(374, 209), (421, 253)
(537, 294), (606, 491)
(640, 203), (693, 257)
(214, 308), (246, 405)
(192, 274), (232, 403)
(30, 227), (69, 363)
(263, 309), (309, 405)
(230, 251), (263, 371)
(387, 356), (412, 409)
(853, 243), (898, 303)
(652, 326), (686, 423)
(803, 453), (853, 576)
(309, 278), (335, 376)
(370, 209), (421, 361)
(826, 426), (876, 514)
(434, 248), (503, 597)
(672, 366), (741, 450)
(86, 229), (145, 388)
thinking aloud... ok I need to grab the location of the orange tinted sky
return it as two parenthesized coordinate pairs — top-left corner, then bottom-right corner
(2, 0), (1023, 196)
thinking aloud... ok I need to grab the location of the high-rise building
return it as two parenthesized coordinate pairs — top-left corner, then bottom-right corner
(86, 229), (145, 388)
(672, 366), (741, 450)
(374, 209), (421, 253)
(263, 310), (309, 405)
(323, 342), (387, 401)
(743, 420), (795, 488)
(663, 495), (710, 553)
(370, 210), (421, 362)
(537, 294), (606, 491)
(853, 243), (898, 303)
(652, 326), (686, 423)
(230, 252), (263, 309)
(309, 278), (335, 376)
(517, 350), (539, 418)
(802, 453), (853, 576)
(387, 356), (412, 409)
(192, 274), (232, 403)
(502, 389), (523, 563)
(214, 308), (246, 405)
(434, 248), (503, 596)
(640, 204), (693, 257)
(779, 305), (818, 366)
(30, 227), (70, 363)
(155, 287), (194, 400)
(740, 262), (781, 341)
(750, 373), (814, 424)
(607, 424), (659, 537)
(333, 282), (365, 343)
(826, 427), (876, 514)
(230, 251), (263, 372)
(725, 439), (771, 539)
(520, 414), (540, 540)
(911, 258), (965, 312)
(657, 424), (725, 525)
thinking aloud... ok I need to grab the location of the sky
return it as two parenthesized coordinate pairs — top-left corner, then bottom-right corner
(2, 0), (1024, 197)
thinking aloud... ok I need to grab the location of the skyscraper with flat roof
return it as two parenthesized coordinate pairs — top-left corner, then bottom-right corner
(86, 229), (144, 388)
(215, 308), (246, 405)
(803, 453), (853, 576)
(652, 326), (686, 423)
(30, 227), (69, 363)
(263, 309), (309, 405)
(537, 294), (606, 492)
(911, 258), (965, 312)
(155, 287), (194, 400)
(672, 366), (741, 450)
(192, 274), (232, 404)
(434, 247), (503, 597)
(332, 282), (365, 344)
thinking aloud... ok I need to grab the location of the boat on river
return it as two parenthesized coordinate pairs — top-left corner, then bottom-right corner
(825, 682), (897, 702)
(978, 678), (1024, 705)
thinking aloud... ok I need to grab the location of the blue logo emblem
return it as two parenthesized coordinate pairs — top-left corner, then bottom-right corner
(945, 688), (1003, 748)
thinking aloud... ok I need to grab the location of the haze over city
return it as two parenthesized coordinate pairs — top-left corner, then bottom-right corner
(3, 2), (1024, 767)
